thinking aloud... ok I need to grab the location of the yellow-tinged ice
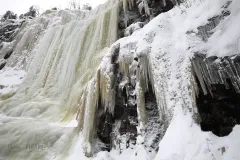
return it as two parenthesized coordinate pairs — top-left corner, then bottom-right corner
(0, 0), (122, 158)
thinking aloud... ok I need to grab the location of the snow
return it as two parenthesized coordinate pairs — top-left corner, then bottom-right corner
(65, 119), (78, 128)
(155, 111), (240, 160)
(207, 0), (240, 57)
(97, 0), (240, 159)
(124, 22), (144, 37)
(0, 68), (25, 95)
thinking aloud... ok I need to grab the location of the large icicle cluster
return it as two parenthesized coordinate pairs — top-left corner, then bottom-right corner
(92, 34), (163, 158)
(192, 53), (240, 137)
(192, 54), (240, 95)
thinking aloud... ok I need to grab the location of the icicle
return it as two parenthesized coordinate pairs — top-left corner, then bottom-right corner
(138, 54), (155, 94)
(163, 0), (167, 7)
(143, 0), (151, 16)
(137, 0), (151, 16)
(99, 71), (116, 114)
(138, 2), (144, 14)
(76, 92), (87, 130)
(136, 77), (147, 128)
(192, 56), (208, 95)
(123, 0), (135, 13)
(192, 54), (240, 96)
(98, 43), (121, 115)
(123, 0), (128, 13)
(81, 77), (100, 156)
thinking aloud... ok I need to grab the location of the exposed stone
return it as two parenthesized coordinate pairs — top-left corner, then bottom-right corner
(149, 0), (174, 17)
(186, 1), (231, 42)
(4, 49), (13, 59)
(192, 53), (240, 137)
(97, 112), (113, 145)
(0, 42), (3, 50)
(197, 10), (231, 42)
(119, 0), (176, 38)
(0, 19), (24, 42)
(144, 84), (164, 151)
(0, 59), (6, 70)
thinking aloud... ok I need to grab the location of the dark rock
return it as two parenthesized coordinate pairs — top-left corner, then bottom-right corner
(0, 42), (3, 50)
(188, 1), (232, 42)
(114, 88), (125, 120)
(0, 19), (24, 42)
(4, 49), (13, 59)
(119, 0), (177, 38)
(134, 57), (138, 62)
(0, 59), (6, 70)
(0, 10), (22, 43)
(82, 3), (92, 11)
(144, 83), (164, 151)
(150, 0), (174, 17)
(114, 104), (124, 119)
(192, 53), (240, 137)
(52, 7), (58, 11)
(97, 112), (113, 147)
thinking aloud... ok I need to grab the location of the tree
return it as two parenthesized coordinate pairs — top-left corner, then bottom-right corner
(29, 6), (39, 17)
(69, 0), (81, 10)
(1, 11), (17, 22)
(82, 3), (92, 11)
(19, 6), (39, 19)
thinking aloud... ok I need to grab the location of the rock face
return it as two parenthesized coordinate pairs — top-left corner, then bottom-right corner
(0, 59), (6, 70)
(188, 1), (231, 42)
(0, 10), (24, 43)
(189, 1), (239, 137)
(0, 8), (39, 70)
(144, 86), (164, 152)
(192, 54), (240, 137)
(95, 0), (178, 152)
(95, 41), (163, 155)
(149, 0), (175, 17)
(0, 19), (23, 70)
(0, 19), (24, 43)
(119, 0), (175, 37)
(96, 44), (139, 152)
(95, 1), (179, 151)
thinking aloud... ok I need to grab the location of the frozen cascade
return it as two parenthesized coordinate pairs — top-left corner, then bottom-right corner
(0, 0), (122, 158)
(0, 1), (120, 120)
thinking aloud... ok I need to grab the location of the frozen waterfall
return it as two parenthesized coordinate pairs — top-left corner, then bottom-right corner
(0, 0), (121, 158)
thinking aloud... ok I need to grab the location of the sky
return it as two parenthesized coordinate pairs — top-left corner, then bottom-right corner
(0, 0), (107, 15)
